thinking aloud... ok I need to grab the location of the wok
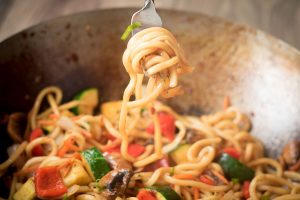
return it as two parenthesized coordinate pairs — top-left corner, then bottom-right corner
(0, 8), (300, 161)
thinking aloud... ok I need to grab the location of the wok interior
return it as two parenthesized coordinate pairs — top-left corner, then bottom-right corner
(0, 8), (300, 159)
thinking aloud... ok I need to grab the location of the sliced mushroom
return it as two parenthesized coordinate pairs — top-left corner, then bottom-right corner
(7, 113), (27, 142)
(104, 153), (132, 170)
(97, 153), (133, 200)
(282, 140), (300, 166)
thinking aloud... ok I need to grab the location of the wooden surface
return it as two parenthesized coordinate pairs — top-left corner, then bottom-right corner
(0, 0), (300, 50)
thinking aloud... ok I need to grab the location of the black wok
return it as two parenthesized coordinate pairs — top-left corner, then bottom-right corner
(0, 8), (300, 172)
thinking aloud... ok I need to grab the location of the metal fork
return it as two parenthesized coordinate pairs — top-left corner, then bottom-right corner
(131, 0), (162, 35)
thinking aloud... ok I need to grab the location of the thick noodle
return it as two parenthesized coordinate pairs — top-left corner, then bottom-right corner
(119, 27), (192, 163)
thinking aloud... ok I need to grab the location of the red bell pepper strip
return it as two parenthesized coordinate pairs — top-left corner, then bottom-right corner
(137, 189), (157, 200)
(35, 166), (67, 198)
(199, 175), (215, 185)
(29, 128), (44, 156)
(128, 143), (146, 157)
(106, 143), (145, 158)
(242, 181), (250, 199)
(146, 112), (176, 141)
(222, 147), (240, 159)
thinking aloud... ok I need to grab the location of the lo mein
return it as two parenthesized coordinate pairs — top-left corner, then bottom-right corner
(1, 27), (300, 200)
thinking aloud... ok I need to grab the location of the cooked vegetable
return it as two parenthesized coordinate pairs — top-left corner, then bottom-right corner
(63, 161), (92, 187)
(139, 186), (181, 200)
(62, 194), (69, 200)
(57, 136), (80, 157)
(242, 181), (250, 199)
(199, 175), (215, 185)
(217, 153), (254, 182)
(35, 166), (67, 198)
(174, 174), (195, 180)
(105, 143), (145, 158)
(146, 112), (176, 141)
(170, 144), (191, 164)
(98, 153), (133, 200)
(231, 178), (239, 184)
(13, 178), (35, 200)
(72, 88), (98, 115)
(222, 147), (240, 159)
(144, 157), (170, 172)
(29, 128), (44, 156)
(121, 22), (142, 41)
(261, 195), (270, 200)
(81, 147), (111, 180)
(57, 116), (76, 130)
(42, 125), (54, 134)
(103, 153), (133, 171)
(101, 101), (122, 122)
(61, 110), (75, 117)
(128, 143), (146, 157)
(137, 189), (157, 200)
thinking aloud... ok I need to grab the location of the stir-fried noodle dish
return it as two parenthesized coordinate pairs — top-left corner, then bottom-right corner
(1, 27), (300, 200)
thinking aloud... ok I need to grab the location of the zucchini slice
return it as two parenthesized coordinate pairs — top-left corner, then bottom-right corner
(217, 153), (255, 182)
(63, 161), (92, 187)
(170, 144), (191, 164)
(13, 178), (36, 200)
(81, 147), (110, 181)
(145, 186), (181, 200)
(42, 125), (54, 134)
(72, 88), (98, 115)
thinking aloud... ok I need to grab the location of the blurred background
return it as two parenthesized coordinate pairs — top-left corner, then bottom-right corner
(0, 0), (299, 49)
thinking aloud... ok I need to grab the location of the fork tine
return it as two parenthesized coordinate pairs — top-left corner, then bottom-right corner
(131, 0), (162, 35)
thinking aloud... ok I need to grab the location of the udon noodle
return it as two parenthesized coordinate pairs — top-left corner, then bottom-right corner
(1, 27), (300, 200)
